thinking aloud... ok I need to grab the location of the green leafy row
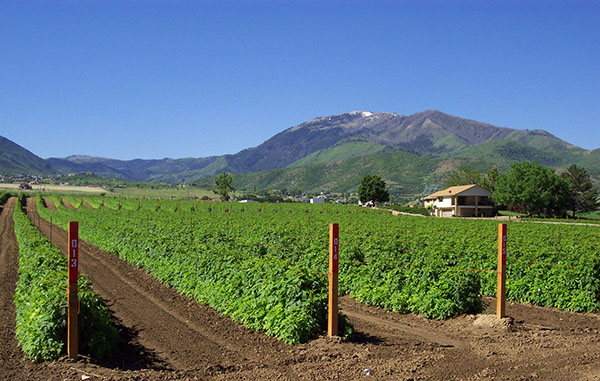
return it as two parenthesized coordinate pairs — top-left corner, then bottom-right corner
(524, 217), (600, 225)
(38, 195), (600, 341)
(37, 196), (353, 344)
(38, 197), (480, 327)
(383, 204), (430, 216)
(13, 195), (118, 361)
(343, 212), (600, 313)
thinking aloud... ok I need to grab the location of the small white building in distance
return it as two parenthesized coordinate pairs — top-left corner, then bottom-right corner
(423, 184), (494, 217)
(310, 197), (325, 204)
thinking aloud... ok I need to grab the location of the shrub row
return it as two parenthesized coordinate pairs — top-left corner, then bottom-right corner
(41, 196), (600, 327)
(38, 197), (485, 321)
(12, 195), (118, 361)
(37, 196), (353, 344)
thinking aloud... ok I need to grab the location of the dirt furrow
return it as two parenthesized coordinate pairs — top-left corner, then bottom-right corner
(25, 198), (296, 378)
(0, 198), (22, 378)
(340, 307), (463, 348)
(81, 200), (96, 209)
(0, 197), (76, 381)
(61, 199), (77, 209)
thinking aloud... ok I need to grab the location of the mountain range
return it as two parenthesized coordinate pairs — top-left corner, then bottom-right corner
(2, 110), (599, 197)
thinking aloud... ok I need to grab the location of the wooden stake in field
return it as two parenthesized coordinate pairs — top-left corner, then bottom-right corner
(328, 223), (339, 337)
(67, 222), (79, 359)
(497, 223), (507, 319)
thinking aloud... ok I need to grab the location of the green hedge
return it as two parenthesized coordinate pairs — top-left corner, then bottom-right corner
(12, 195), (118, 361)
(37, 196), (354, 344)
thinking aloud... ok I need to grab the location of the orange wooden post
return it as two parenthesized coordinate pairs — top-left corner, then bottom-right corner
(328, 223), (339, 336)
(67, 222), (79, 359)
(497, 223), (507, 319)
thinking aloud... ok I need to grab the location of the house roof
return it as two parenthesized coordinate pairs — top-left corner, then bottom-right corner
(423, 184), (491, 200)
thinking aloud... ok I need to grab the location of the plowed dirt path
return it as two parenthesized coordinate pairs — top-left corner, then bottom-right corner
(0, 197), (599, 380)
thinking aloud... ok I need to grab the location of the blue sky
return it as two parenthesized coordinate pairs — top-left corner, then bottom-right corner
(1, 0), (598, 160)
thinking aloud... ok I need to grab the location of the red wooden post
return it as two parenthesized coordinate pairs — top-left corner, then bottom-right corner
(328, 223), (339, 336)
(497, 223), (507, 319)
(68, 222), (79, 359)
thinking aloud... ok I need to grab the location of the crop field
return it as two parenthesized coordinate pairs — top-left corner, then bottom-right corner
(12, 195), (117, 361)
(2, 194), (600, 379)
(524, 216), (600, 225)
(0, 183), (106, 194)
(36, 196), (600, 342)
(104, 186), (216, 200)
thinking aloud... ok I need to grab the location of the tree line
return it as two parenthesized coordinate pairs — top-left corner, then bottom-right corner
(445, 162), (599, 217)
(215, 162), (598, 218)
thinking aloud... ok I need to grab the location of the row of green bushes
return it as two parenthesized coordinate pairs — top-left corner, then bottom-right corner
(39, 195), (600, 341)
(523, 216), (600, 225)
(12, 195), (118, 361)
(340, 253), (482, 319)
(38, 196), (354, 344)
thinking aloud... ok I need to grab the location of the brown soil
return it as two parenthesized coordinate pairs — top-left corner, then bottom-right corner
(81, 200), (96, 209)
(0, 197), (599, 380)
(44, 198), (58, 211)
(61, 199), (77, 209)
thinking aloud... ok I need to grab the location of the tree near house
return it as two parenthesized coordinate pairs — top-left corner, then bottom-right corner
(215, 172), (234, 201)
(445, 167), (498, 192)
(358, 175), (389, 204)
(444, 167), (483, 188)
(561, 164), (599, 216)
(482, 168), (499, 192)
(493, 162), (570, 217)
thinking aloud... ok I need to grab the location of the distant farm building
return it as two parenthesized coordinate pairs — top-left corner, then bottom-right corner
(423, 184), (494, 217)
(310, 197), (325, 204)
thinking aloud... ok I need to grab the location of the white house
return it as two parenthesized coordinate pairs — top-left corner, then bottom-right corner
(423, 184), (494, 217)
(358, 200), (375, 207)
(310, 197), (325, 204)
